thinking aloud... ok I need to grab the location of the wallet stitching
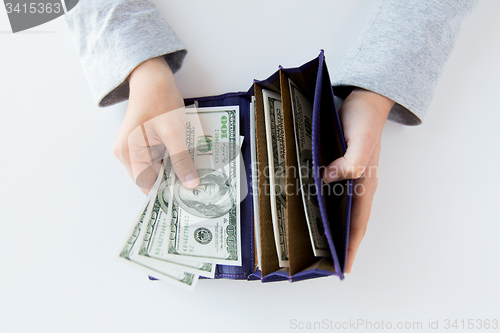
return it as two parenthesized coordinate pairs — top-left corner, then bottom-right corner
(186, 92), (243, 103)
(246, 96), (255, 275)
(291, 272), (335, 281)
(263, 275), (288, 281)
(216, 274), (247, 279)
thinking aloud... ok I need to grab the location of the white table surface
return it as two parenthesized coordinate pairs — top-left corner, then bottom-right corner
(1, 1), (499, 332)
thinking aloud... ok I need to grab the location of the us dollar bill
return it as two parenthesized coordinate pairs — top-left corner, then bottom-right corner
(262, 89), (289, 267)
(124, 160), (216, 278)
(134, 166), (217, 277)
(288, 79), (331, 257)
(142, 106), (242, 266)
(118, 193), (198, 292)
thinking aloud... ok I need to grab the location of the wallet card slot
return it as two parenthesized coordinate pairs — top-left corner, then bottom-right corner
(253, 84), (281, 277)
(289, 257), (336, 282)
(278, 69), (318, 276)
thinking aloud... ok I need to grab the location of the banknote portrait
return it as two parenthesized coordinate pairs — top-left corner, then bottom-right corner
(157, 169), (235, 219)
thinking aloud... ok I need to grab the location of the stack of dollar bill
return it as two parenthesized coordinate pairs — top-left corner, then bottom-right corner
(251, 79), (332, 271)
(118, 106), (242, 291)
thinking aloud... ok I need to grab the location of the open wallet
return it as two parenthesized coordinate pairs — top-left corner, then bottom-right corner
(153, 50), (353, 283)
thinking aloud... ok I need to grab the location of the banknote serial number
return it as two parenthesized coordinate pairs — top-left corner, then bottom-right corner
(443, 319), (498, 330)
(5, 2), (62, 14)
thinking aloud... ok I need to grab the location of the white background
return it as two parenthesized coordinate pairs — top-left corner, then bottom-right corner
(1, 1), (499, 332)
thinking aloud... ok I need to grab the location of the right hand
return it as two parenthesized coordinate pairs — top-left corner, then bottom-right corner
(113, 57), (199, 194)
(323, 88), (394, 273)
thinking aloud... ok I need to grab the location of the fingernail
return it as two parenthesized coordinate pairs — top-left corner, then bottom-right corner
(184, 173), (199, 188)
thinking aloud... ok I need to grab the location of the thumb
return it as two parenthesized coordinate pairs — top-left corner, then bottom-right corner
(168, 148), (200, 189)
(322, 134), (376, 183)
(152, 110), (199, 189)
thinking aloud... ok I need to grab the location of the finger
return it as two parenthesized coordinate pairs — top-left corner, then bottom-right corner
(115, 140), (155, 195)
(323, 131), (377, 183)
(152, 109), (200, 189)
(134, 160), (162, 194)
(131, 139), (165, 191)
(123, 123), (164, 192)
(345, 145), (380, 274)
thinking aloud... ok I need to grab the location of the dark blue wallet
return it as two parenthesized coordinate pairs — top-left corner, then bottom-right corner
(169, 50), (352, 283)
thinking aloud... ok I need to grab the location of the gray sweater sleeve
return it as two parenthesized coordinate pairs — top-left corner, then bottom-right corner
(332, 0), (477, 125)
(65, 0), (186, 107)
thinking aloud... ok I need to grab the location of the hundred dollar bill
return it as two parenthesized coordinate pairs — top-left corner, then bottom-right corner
(127, 159), (216, 278)
(288, 79), (330, 257)
(142, 106), (242, 266)
(118, 193), (198, 292)
(134, 174), (217, 276)
(262, 89), (289, 267)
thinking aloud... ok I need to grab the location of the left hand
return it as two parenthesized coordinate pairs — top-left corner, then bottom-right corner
(323, 88), (394, 273)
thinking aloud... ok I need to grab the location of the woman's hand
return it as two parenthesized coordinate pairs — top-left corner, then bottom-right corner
(113, 57), (199, 194)
(323, 88), (394, 273)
